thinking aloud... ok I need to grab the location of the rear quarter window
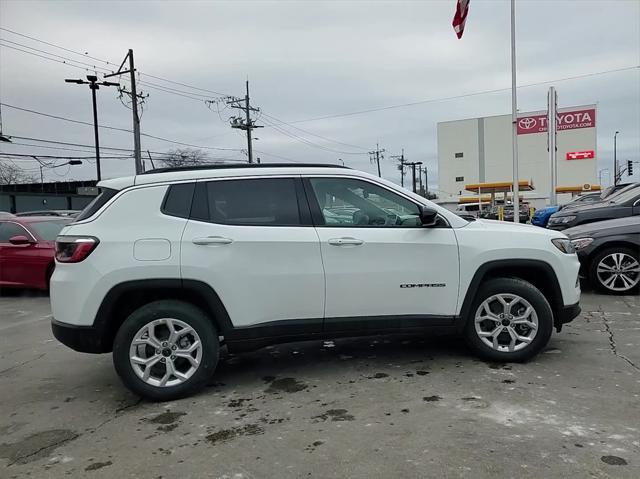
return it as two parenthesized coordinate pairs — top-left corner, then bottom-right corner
(75, 188), (118, 221)
(161, 183), (195, 218)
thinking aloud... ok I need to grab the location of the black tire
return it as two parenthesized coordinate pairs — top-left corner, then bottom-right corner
(463, 277), (553, 362)
(113, 300), (219, 401)
(588, 247), (640, 295)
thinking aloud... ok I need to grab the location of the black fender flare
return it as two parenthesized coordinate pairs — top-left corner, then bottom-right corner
(457, 259), (563, 331)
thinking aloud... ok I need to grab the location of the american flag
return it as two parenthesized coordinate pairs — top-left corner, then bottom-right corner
(452, 0), (471, 39)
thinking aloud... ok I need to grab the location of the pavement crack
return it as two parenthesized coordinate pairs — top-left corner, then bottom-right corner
(0, 353), (46, 376)
(87, 398), (143, 434)
(600, 308), (639, 372)
(6, 432), (79, 467)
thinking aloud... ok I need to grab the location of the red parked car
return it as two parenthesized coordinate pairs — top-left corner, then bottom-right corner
(0, 216), (72, 291)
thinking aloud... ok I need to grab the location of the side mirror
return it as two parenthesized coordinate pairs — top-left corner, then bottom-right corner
(8, 235), (33, 246)
(418, 205), (438, 227)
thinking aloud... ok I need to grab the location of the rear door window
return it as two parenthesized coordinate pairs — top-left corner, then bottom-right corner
(201, 178), (302, 226)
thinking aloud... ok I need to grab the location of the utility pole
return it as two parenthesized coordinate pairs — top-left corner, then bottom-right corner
(65, 75), (119, 181)
(104, 49), (146, 174)
(227, 80), (262, 163)
(405, 161), (422, 193)
(369, 143), (385, 177)
(418, 165), (424, 195)
(423, 166), (429, 197)
(390, 149), (406, 187)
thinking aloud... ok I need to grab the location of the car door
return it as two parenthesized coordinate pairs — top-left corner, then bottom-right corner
(180, 176), (325, 330)
(0, 221), (38, 287)
(303, 176), (460, 331)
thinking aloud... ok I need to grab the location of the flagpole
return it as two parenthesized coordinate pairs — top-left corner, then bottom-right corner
(510, 0), (520, 223)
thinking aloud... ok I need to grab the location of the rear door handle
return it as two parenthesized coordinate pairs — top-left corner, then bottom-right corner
(192, 236), (233, 245)
(328, 237), (364, 246)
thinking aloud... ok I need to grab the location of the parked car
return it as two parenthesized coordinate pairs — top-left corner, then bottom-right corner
(565, 217), (640, 294)
(532, 193), (603, 228)
(599, 182), (638, 201)
(0, 216), (72, 290)
(531, 206), (559, 227)
(51, 164), (581, 400)
(558, 192), (602, 211)
(480, 204), (531, 223)
(548, 185), (640, 230)
(16, 210), (80, 218)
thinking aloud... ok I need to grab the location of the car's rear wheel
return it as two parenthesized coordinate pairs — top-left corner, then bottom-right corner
(464, 278), (553, 362)
(113, 300), (219, 401)
(589, 247), (640, 294)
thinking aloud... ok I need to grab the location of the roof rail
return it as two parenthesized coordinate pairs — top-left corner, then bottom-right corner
(140, 163), (349, 175)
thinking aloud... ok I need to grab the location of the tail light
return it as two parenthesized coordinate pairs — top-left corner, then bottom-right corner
(55, 236), (99, 263)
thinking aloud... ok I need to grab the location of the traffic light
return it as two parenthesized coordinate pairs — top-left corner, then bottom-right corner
(628, 160), (634, 176)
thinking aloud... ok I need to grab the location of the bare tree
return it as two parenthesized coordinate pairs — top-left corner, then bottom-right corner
(159, 148), (211, 168)
(0, 162), (36, 185)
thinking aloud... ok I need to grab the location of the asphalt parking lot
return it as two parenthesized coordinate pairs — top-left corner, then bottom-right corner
(0, 290), (638, 479)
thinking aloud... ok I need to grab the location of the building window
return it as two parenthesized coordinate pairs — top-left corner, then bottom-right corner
(455, 176), (465, 182)
(454, 152), (464, 158)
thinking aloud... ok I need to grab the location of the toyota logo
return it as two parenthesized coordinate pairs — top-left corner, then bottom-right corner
(518, 117), (536, 130)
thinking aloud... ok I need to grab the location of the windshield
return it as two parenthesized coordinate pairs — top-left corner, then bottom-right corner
(610, 186), (640, 204)
(28, 220), (71, 240)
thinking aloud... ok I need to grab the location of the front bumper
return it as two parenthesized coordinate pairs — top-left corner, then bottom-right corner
(555, 302), (581, 331)
(51, 319), (109, 353)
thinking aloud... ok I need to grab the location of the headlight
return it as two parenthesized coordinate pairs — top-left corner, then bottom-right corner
(570, 237), (594, 250)
(551, 238), (576, 254)
(551, 215), (576, 224)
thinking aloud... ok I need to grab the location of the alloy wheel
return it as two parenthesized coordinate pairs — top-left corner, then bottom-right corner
(129, 318), (202, 387)
(474, 293), (538, 352)
(596, 253), (640, 292)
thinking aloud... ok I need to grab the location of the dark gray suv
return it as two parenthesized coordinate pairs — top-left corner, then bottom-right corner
(548, 185), (640, 231)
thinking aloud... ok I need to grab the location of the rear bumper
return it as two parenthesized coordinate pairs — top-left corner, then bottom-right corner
(51, 319), (109, 353)
(555, 302), (581, 331)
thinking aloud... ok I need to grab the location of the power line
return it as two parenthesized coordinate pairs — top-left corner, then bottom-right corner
(0, 152), (132, 159)
(261, 116), (367, 156)
(0, 27), (231, 96)
(1, 103), (132, 133)
(0, 27), (116, 66)
(260, 112), (369, 152)
(2, 142), (134, 155)
(0, 43), (112, 74)
(0, 103), (244, 151)
(7, 135), (135, 152)
(253, 149), (304, 163)
(280, 65), (640, 124)
(0, 39), (113, 72)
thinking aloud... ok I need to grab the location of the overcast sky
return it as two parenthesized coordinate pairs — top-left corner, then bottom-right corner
(1, 0), (639, 191)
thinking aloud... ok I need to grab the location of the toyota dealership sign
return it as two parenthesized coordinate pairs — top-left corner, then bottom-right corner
(517, 107), (596, 135)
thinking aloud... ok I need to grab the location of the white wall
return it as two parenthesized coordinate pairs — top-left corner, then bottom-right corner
(437, 106), (597, 206)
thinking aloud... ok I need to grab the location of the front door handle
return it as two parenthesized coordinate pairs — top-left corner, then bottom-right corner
(192, 236), (233, 245)
(328, 237), (364, 246)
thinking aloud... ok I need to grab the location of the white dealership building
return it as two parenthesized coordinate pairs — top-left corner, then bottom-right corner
(437, 104), (598, 209)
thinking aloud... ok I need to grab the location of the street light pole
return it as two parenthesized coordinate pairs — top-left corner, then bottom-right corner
(65, 75), (119, 181)
(32, 157), (83, 190)
(614, 131), (619, 185)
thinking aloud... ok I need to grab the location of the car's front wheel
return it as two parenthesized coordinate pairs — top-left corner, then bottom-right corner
(113, 300), (219, 401)
(589, 247), (640, 294)
(464, 278), (553, 362)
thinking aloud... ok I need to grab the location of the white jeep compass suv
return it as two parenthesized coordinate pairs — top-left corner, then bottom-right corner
(51, 164), (581, 400)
